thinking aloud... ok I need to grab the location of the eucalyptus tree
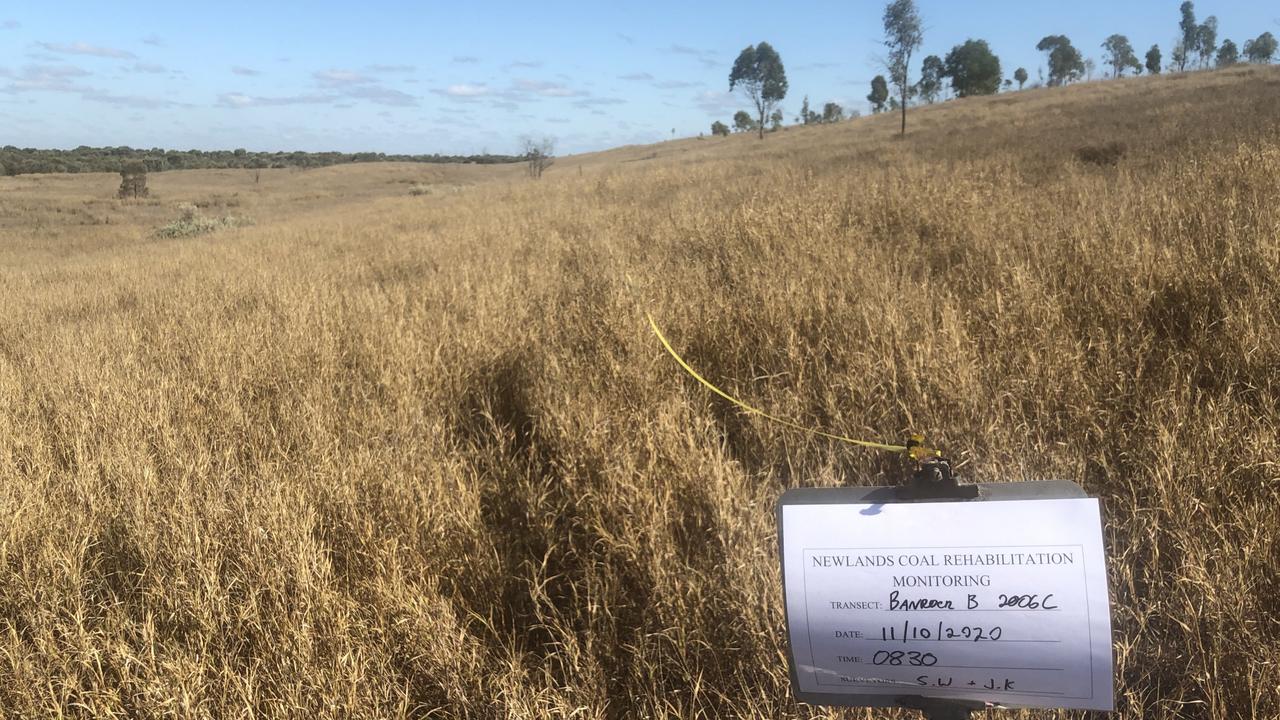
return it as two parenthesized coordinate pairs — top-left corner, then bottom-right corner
(883, 0), (923, 134)
(1145, 44), (1162, 74)
(1216, 39), (1239, 67)
(943, 40), (1002, 97)
(1177, 2), (1197, 71)
(1244, 32), (1277, 63)
(1101, 35), (1142, 78)
(729, 42), (788, 140)
(917, 55), (946, 103)
(1037, 35), (1086, 86)
(867, 75), (889, 113)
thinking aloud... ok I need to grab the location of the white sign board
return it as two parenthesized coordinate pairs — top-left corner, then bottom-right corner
(781, 497), (1113, 711)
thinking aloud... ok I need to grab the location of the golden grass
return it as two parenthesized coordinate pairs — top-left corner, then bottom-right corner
(1, 65), (1278, 718)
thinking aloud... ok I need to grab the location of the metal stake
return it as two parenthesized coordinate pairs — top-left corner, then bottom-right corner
(896, 454), (981, 719)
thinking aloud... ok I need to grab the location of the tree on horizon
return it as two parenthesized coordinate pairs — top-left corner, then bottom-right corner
(1178, 1), (1197, 71)
(729, 42), (788, 140)
(944, 40), (1003, 97)
(883, 0), (923, 135)
(917, 55), (946, 103)
(1146, 44), (1163, 74)
(1037, 35), (1086, 86)
(1102, 35), (1142, 78)
(1196, 16), (1219, 69)
(867, 75), (889, 113)
(1216, 39), (1239, 67)
(1171, 40), (1189, 72)
(1243, 32), (1277, 63)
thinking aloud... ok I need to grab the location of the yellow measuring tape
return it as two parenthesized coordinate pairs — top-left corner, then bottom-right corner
(647, 313), (937, 458)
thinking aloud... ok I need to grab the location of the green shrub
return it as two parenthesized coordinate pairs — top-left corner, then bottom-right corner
(155, 203), (253, 238)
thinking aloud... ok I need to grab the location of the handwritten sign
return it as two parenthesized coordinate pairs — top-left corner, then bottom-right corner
(780, 497), (1113, 711)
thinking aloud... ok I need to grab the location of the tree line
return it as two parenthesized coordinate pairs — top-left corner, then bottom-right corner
(1, 145), (523, 177)
(713, 0), (1278, 139)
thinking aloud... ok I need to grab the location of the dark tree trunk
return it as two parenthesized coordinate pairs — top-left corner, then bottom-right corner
(900, 90), (907, 135)
(899, 51), (912, 136)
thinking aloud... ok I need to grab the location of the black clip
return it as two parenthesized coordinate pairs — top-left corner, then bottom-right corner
(898, 455), (979, 501)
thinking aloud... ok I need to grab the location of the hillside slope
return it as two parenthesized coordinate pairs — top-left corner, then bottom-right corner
(1, 66), (1278, 719)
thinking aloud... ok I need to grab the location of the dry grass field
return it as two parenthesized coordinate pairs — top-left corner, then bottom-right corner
(2, 65), (1279, 719)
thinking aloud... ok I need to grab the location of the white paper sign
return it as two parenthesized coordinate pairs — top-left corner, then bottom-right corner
(781, 498), (1113, 711)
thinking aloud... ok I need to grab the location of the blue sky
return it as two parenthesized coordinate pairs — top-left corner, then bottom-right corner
(1, 1), (1275, 155)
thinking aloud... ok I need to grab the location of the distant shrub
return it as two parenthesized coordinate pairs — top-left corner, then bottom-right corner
(1, 146), (525, 178)
(118, 160), (149, 199)
(1074, 141), (1128, 166)
(409, 183), (432, 196)
(195, 194), (242, 209)
(521, 136), (555, 179)
(155, 203), (253, 238)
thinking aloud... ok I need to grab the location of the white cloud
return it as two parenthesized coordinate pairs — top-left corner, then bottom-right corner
(218, 92), (253, 108)
(2, 64), (90, 93)
(343, 84), (417, 107)
(666, 45), (720, 69)
(231, 65), (261, 76)
(694, 90), (739, 115)
(442, 83), (491, 97)
(81, 90), (180, 108)
(38, 42), (136, 59)
(218, 92), (334, 108)
(1, 64), (179, 109)
(573, 96), (625, 108)
(127, 62), (167, 74)
(513, 78), (581, 97)
(367, 64), (415, 73)
(314, 69), (373, 86)
(433, 113), (474, 127)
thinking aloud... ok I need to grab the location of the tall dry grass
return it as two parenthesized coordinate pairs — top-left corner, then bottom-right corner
(1, 65), (1278, 718)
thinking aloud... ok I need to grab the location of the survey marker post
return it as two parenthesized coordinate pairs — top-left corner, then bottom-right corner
(777, 480), (1114, 717)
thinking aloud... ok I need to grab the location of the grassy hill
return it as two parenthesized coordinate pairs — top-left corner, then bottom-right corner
(1, 65), (1278, 718)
